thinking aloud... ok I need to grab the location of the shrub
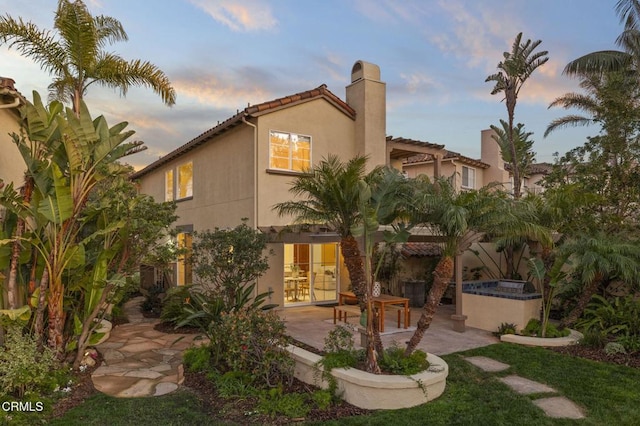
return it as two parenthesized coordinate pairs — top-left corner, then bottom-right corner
(207, 308), (294, 388)
(617, 334), (640, 353)
(577, 295), (640, 338)
(257, 386), (310, 418)
(580, 329), (607, 348)
(182, 345), (212, 373)
(159, 285), (200, 327)
(0, 326), (60, 397)
(323, 325), (355, 353)
(379, 343), (429, 375)
(494, 322), (517, 337)
(521, 318), (569, 338)
(604, 342), (627, 355)
(215, 371), (256, 398)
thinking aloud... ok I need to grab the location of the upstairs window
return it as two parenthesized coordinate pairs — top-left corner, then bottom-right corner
(165, 162), (193, 201)
(462, 166), (475, 189)
(177, 161), (193, 199)
(165, 170), (174, 201)
(269, 130), (311, 172)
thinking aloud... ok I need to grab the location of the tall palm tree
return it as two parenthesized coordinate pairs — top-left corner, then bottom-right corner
(545, 68), (640, 138)
(564, 1), (640, 76)
(558, 235), (640, 328)
(486, 32), (548, 199)
(404, 177), (549, 355)
(0, 0), (176, 116)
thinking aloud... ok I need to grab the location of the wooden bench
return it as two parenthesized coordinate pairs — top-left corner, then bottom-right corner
(333, 305), (361, 324)
(385, 305), (410, 329)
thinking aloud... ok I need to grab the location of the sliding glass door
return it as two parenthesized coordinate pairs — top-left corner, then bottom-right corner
(283, 243), (339, 305)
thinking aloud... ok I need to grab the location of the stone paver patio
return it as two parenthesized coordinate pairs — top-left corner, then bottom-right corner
(91, 297), (205, 397)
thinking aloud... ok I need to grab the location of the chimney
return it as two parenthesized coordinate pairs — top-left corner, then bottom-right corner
(345, 61), (386, 171)
(481, 128), (509, 186)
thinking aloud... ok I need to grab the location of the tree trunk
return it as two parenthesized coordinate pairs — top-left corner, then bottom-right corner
(34, 267), (49, 349)
(364, 300), (381, 374)
(6, 177), (34, 309)
(506, 91), (521, 199)
(340, 235), (367, 310)
(559, 276), (602, 329)
(47, 275), (66, 358)
(405, 256), (454, 356)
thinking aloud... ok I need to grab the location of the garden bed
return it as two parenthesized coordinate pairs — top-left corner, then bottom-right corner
(286, 344), (448, 410)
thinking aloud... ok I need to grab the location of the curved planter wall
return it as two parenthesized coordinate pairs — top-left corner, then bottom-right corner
(286, 344), (448, 410)
(500, 329), (583, 347)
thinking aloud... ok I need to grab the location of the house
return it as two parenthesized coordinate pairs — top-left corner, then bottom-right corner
(0, 77), (25, 194)
(132, 61), (441, 307)
(402, 128), (550, 193)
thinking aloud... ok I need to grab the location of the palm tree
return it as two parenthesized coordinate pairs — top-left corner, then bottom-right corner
(404, 177), (549, 355)
(0, 0), (172, 313)
(558, 235), (640, 328)
(486, 32), (548, 199)
(564, 1), (640, 76)
(545, 68), (640, 138)
(275, 157), (412, 373)
(0, 0), (176, 116)
(274, 155), (376, 308)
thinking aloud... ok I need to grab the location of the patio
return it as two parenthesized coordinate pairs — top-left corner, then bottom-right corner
(278, 303), (498, 355)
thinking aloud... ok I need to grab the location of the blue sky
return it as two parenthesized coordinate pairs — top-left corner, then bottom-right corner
(0, 0), (624, 170)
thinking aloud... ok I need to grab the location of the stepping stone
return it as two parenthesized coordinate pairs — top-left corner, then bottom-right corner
(533, 397), (585, 419)
(154, 382), (178, 396)
(499, 375), (556, 395)
(465, 356), (510, 372)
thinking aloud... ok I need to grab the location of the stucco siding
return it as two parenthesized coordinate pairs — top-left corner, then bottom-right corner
(0, 108), (24, 187)
(255, 98), (356, 227)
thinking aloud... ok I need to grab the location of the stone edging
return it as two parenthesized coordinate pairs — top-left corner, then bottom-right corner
(500, 329), (583, 347)
(286, 344), (448, 410)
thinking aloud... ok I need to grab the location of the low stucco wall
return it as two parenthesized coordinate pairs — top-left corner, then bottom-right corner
(462, 293), (541, 333)
(500, 330), (583, 347)
(286, 344), (448, 410)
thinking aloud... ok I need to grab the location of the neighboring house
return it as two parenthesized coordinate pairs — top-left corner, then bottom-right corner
(402, 128), (549, 194)
(0, 76), (25, 307)
(0, 77), (25, 195)
(132, 61), (439, 307)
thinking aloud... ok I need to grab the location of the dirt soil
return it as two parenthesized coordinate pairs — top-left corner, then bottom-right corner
(50, 315), (639, 423)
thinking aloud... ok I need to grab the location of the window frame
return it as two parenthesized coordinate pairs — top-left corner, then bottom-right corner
(164, 169), (174, 202)
(177, 161), (193, 200)
(269, 130), (312, 173)
(461, 165), (476, 189)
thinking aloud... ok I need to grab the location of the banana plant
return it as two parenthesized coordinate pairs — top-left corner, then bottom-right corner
(0, 91), (144, 357)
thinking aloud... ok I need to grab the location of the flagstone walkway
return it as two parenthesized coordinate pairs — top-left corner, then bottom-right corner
(91, 297), (205, 398)
(464, 356), (585, 419)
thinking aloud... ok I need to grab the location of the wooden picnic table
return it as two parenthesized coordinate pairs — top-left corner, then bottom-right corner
(338, 291), (410, 332)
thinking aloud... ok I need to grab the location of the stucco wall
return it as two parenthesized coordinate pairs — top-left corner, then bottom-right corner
(137, 125), (255, 231)
(256, 98), (357, 227)
(0, 108), (24, 187)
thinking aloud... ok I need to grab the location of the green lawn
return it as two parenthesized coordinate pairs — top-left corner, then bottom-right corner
(50, 343), (640, 425)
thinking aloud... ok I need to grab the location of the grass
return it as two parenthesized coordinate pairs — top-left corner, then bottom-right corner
(50, 343), (640, 425)
(48, 390), (214, 426)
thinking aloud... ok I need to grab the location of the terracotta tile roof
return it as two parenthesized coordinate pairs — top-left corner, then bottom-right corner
(504, 162), (553, 176)
(246, 84), (355, 118)
(404, 150), (490, 169)
(401, 242), (443, 258)
(0, 77), (16, 91)
(131, 84), (354, 179)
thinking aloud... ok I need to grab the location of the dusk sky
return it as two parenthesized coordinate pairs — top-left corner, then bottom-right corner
(0, 0), (625, 170)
